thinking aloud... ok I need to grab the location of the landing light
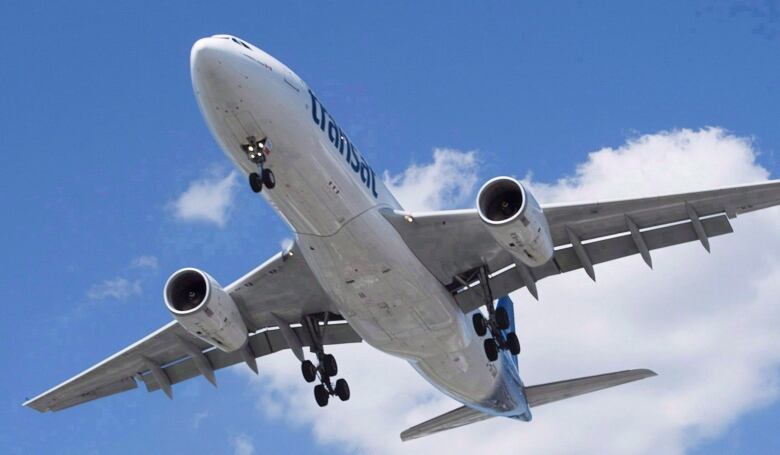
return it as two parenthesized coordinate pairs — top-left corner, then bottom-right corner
(404, 215), (414, 223)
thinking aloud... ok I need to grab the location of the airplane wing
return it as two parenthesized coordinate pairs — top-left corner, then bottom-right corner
(23, 242), (361, 413)
(383, 179), (780, 311)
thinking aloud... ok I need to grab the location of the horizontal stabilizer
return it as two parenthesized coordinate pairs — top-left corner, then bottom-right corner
(400, 405), (489, 441)
(400, 368), (656, 441)
(525, 368), (657, 407)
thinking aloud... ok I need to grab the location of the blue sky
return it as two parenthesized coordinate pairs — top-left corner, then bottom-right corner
(2, 1), (780, 454)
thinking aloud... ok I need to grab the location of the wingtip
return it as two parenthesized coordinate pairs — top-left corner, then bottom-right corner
(399, 430), (416, 442)
(635, 368), (658, 378)
(21, 396), (43, 411)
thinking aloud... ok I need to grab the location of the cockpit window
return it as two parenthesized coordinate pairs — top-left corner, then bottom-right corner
(231, 37), (252, 50)
(211, 35), (252, 50)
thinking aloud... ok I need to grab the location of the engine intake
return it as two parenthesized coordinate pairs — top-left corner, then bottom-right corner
(476, 177), (554, 267)
(164, 268), (248, 352)
(477, 177), (526, 224)
(166, 269), (209, 312)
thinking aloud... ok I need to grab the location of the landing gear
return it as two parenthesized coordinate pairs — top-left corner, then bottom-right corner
(241, 136), (275, 193)
(322, 353), (338, 377)
(249, 172), (263, 193)
(472, 313), (488, 337)
(314, 384), (329, 407)
(505, 332), (521, 356)
(483, 338), (499, 362)
(335, 378), (350, 401)
(494, 306), (510, 331)
(472, 265), (522, 362)
(300, 314), (351, 407)
(262, 168), (276, 189)
(301, 360), (317, 383)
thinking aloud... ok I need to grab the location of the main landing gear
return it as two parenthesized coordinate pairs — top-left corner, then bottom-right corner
(242, 136), (276, 193)
(472, 265), (521, 362)
(300, 315), (350, 407)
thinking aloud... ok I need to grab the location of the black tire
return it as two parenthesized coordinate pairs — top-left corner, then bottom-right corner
(506, 332), (521, 356)
(495, 306), (511, 331)
(314, 384), (329, 407)
(322, 353), (338, 377)
(262, 168), (276, 189)
(484, 338), (499, 362)
(472, 313), (488, 337)
(249, 172), (263, 193)
(301, 360), (317, 383)
(335, 378), (350, 401)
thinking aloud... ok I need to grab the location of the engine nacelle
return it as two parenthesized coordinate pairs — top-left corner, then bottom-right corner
(164, 268), (248, 352)
(476, 176), (554, 267)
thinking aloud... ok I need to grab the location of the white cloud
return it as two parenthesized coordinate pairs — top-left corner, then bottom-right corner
(229, 433), (255, 455)
(170, 169), (239, 227)
(86, 277), (142, 300)
(384, 148), (479, 211)
(238, 128), (780, 454)
(130, 255), (158, 270)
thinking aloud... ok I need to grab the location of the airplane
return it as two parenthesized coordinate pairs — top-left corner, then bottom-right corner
(23, 34), (780, 441)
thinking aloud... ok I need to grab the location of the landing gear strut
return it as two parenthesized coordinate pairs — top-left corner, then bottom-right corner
(300, 314), (350, 407)
(242, 136), (275, 193)
(472, 265), (522, 361)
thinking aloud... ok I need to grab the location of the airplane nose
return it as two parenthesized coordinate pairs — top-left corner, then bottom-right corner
(190, 37), (242, 105)
(190, 37), (223, 74)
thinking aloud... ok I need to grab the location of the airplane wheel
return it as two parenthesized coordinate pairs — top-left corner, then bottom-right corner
(484, 338), (499, 362)
(249, 172), (263, 193)
(495, 306), (510, 331)
(472, 313), (488, 337)
(322, 354), (338, 377)
(506, 332), (521, 356)
(301, 360), (317, 383)
(314, 384), (329, 407)
(262, 168), (276, 189)
(335, 378), (350, 401)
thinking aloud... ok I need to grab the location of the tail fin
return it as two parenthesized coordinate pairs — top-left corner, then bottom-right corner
(400, 369), (656, 441)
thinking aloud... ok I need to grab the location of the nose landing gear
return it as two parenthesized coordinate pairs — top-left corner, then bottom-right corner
(242, 136), (276, 193)
(248, 169), (275, 193)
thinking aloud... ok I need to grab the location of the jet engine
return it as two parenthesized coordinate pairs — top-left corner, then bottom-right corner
(476, 176), (554, 267)
(164, 268), (248, 352)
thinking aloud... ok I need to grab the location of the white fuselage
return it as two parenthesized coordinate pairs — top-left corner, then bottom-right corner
(191, 35), (528, 417)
